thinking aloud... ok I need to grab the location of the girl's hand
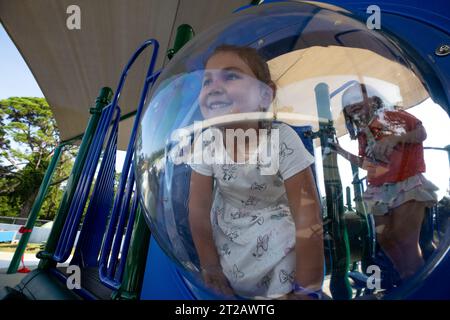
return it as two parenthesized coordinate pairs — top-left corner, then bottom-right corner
(202, 266), (235, 297)
(372, 135), (400, 163)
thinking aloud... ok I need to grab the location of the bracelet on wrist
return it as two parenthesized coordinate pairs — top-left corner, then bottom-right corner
(292, 283), (323, 300)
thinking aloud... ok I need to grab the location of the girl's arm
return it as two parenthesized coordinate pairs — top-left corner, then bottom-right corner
(329, 141), (365, 168)
(188, 171), (233, 295)
(284, 166), (324, 297)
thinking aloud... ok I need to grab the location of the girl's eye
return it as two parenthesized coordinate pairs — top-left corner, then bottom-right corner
(224, 72), (241, 81)
(202, 78), (212, 87)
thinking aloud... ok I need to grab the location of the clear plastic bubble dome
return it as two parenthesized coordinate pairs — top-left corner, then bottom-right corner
(134, 1), (450, 300)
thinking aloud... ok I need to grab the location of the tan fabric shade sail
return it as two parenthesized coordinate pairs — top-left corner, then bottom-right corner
(1, 0), (430, 148)
(0, 0), (249, 149)
(268, 46), (429, 137)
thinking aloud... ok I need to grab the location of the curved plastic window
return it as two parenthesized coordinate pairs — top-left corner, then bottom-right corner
(135, 2), (449, 300)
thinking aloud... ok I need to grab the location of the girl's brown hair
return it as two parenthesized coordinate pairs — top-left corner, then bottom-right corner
(209, 44), (276, 97)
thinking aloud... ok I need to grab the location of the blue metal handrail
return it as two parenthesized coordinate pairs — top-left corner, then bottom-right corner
(115, 187), (139, 279)
(53, 104), (120, 262)
(52, 104), (114, 261)
(99, 38), (160, 289)
(71, 104), (121, 267)
(54, 104), (118, 261)
(106, 168), (135, 280)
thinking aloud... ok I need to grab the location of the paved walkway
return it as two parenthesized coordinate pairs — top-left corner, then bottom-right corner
(0, 269), (29, 288)
(0, 251), (40, 270)
(0, 252), (40, 289)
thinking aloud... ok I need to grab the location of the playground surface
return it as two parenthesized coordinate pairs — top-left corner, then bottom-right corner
(0, 251), (40, 270)
(0, 252), (40, 289)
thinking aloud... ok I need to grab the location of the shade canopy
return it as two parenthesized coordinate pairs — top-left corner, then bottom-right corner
(0, 0), (249, 148)
(0, 0), (441, 149)
(269, 45), (429, 136)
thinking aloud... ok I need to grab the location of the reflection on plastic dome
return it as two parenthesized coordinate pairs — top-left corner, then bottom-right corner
(134, 2), (450, 300)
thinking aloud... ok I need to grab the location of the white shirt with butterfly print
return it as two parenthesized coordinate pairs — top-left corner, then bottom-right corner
(190, 123), (315, 298)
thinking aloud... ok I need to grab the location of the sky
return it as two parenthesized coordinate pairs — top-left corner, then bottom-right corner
(1, 22), (449, 202)
(0, 24), (44, 100)
(0, 23), (127, 173)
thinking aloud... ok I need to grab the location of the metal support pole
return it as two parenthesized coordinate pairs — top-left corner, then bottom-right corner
(167, 24), (194, 60)
(345, 186), (353, 212)
(315, 82), (352, 300)
(351, 164), (375, 273)
(7, 143), (65, 274)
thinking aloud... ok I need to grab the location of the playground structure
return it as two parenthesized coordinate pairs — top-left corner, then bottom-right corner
(0, 1), (449, 300)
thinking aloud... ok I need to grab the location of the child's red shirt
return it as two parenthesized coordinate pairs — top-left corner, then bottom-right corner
(358, 109), (426, 186)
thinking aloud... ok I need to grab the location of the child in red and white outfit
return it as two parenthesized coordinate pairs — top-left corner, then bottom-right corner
(331, 83), (438, 281)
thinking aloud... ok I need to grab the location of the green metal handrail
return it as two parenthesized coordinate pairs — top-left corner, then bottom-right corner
(7, 142), (67, 273)
(112, 207), (150, 300)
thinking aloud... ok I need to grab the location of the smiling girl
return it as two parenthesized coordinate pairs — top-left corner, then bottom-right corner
(188, 45), (324, 299)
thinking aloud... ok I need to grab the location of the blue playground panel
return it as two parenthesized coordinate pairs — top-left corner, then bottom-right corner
(141, 237), (201, 299)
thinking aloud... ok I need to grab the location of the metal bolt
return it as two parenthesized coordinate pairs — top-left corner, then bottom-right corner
(435, 44), (450, 56)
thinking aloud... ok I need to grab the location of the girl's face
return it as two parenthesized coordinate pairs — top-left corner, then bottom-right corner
(199, 51), (272, 120)
(345, 97), (378, 125)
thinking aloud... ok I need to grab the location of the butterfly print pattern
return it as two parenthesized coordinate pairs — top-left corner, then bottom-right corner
(279, 142), (294, 161)
(232, 264), (245, 280)
(250, 215), (265, 225)
(221, 164), (238, 181)
(220, 243), (231, 256)
(225, 230), (239, 241)
(241, 196), (258, 207)
(279, 269), (295, 284)
(253, 234), (269, 258)
(230, 209), (250, 220)
(251, 182), (267, 192)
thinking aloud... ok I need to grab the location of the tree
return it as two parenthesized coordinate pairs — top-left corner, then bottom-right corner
(0, 97), (76, 219)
